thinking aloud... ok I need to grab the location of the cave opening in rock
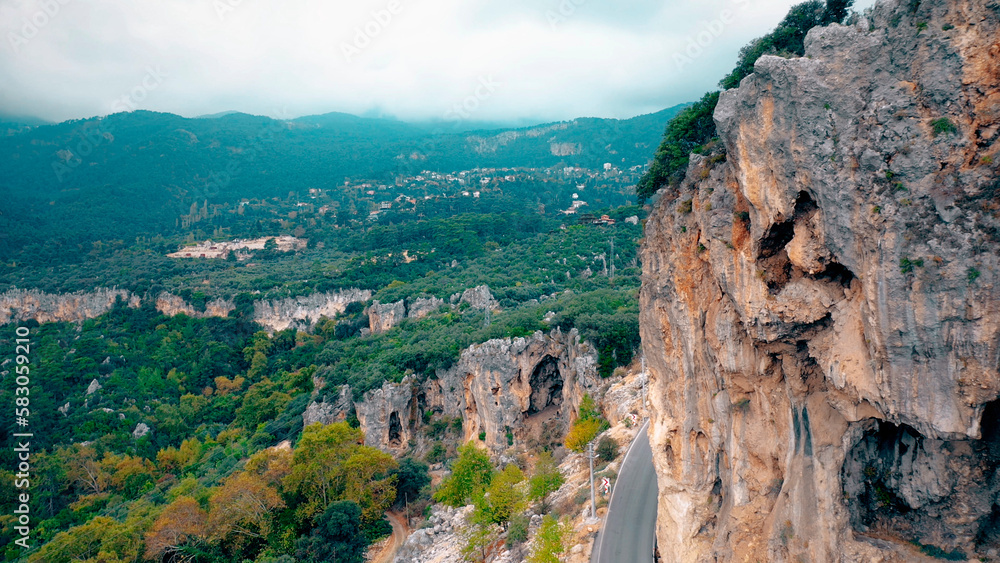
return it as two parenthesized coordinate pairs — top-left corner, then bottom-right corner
(842, 420), (914, 530)
(388, 411), (402, 447)
(759, 219), (795, 260)
(759, 192), (817, 258)
(519, 356), (566, 451)
(975, 400), (1000, 551)
(527, 356), (564, 416)
(842, 412), (1000, 558)
(757, 192), (817, 292)
(814, 261), (855, 288)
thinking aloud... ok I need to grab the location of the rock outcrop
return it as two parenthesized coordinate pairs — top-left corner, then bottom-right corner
(156, 289), (370, 331)
(408, 296), (445, 319)
(428, 328), (598, 452)
(0, 287), (371, 333)
(393, 505), (475, 563)
(0, 288), (139, 324)
(302, 384), (353, 427)
(368, 292), (486, 334)
(368, 299), (407, 334)
(253, 289), (371, 332)
(155, 292), (235, 318)
(131, 422), (150, 439)
(86, 379), (102, 396)
(308, 328), (600, 454)
(355, 377), (419, 450)
(640, 1), (1000, 561)
(454, 285), (500, 311)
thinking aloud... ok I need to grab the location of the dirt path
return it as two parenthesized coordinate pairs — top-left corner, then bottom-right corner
(372, 511), (409, 563)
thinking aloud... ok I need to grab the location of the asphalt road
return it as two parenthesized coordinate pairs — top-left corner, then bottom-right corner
(591, 420), (657, 563)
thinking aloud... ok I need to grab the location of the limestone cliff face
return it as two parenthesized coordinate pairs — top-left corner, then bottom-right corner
(367, 292), (483, 334)
(252, 290), (371, 332)
(156, 290), (371, 331)
(408, 296), (445, 319)
(640, 1), (1000, 561)
(0, 288), (370, 333)
(0, 288), (139, 324)
(429, 327), (598, 452)
(155, 292), (235, 318)
(306, 328), (600, 454)
(367, 299), (407, 334)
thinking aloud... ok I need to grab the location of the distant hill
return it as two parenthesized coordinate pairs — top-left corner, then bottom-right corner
(0, 104), (686, 261)
(447, 106), (688, 170)
(0, 112), (52, 136)
(194, 110), (245, 119)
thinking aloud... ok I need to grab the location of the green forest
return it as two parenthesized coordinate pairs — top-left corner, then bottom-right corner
(0, 103), (646, 560)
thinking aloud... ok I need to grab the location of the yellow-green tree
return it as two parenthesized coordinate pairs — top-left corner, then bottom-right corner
(283, 422), (397, 528)
(564, 418), (604, 453)
(529, 515), (568, 563)
(434, 442), (495, 507)
(29, 516), (138, 563)
(341, 446), (399, 528)
(564, 393), (609, 452)
(461, 520), (500, 563)
(528, 451), (564, 512)
(476, 464), (526, 530)
(283, 422), (364, 519)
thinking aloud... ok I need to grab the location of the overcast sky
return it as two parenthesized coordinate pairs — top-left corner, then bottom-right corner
(0, 0), (875, 124)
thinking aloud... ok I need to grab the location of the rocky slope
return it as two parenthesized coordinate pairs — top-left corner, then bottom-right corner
(640, 1), (1000, 561)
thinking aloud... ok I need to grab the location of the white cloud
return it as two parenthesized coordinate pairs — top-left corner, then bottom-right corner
(0, 0), (846, 123)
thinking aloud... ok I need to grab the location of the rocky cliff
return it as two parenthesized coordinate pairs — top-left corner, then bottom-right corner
(640, 1), (1000, 561)
(252, 289), (371, 331)
(428, 327), (598, 452)
(305, 328), (601, 454)
(367, 299), (408, 334)
(0, 288), (140, 324)
(155, 292), (235, 318)
(367, 290), (487, 334)
(0, 288), (370, 332)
